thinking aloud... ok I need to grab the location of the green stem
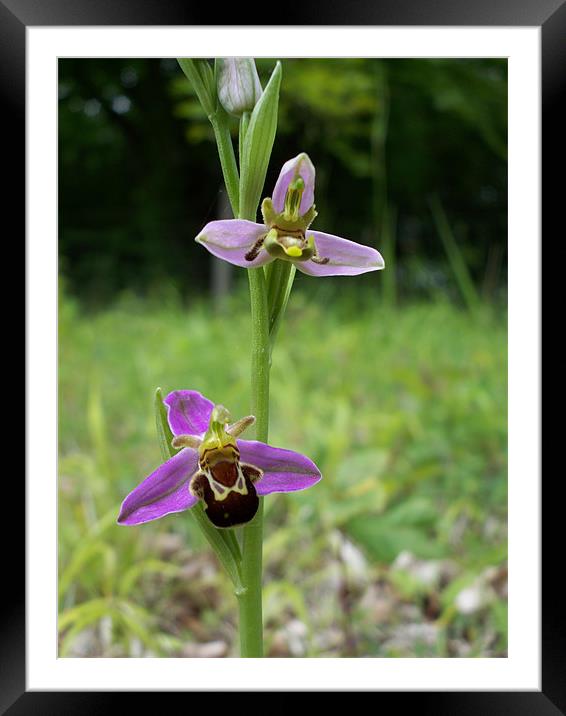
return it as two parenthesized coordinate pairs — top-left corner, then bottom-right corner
(235, 93), (272, 654)
(208, 103), (268, 655)
(210, 112), (240, 217)
(246, 268), (271, 440)
(185, 60), (274, 657)
(237, 266), (270, 657)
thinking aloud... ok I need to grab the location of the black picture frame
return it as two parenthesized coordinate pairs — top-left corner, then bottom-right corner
(9, 0), (558, 711)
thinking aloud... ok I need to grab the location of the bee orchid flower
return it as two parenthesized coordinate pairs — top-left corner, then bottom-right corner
(196, 153), (385, 276)
(118, 390), (321, 529)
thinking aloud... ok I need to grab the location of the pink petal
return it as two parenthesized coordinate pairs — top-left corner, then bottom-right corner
(297, 230), (385, 277)
(117, 448), (199, 526)
(196, 219), (273, 268)
(237, 440), (322, 495)
(164, 390), (214, 437)
(271, 153), (315, 216)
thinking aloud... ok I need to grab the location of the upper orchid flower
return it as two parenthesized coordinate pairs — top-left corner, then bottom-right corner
(196, 153), (385, 276)
(117, 390), (321, 529)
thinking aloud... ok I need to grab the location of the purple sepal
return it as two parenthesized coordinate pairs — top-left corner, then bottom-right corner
(238, 440), (322, 495)
(117, 448), (198, 526)
(298, 230), (385, 276)
(164, 390), (214, 437)
(195, 220), (272, 269)
(271, 153), (315, 216)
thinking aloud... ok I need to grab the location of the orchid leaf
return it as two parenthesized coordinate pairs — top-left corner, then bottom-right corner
(177, 58), (216, 117)
(154, 387), (176, 462)
(239, 61), (282, 220)
(266, 260), (296, 346)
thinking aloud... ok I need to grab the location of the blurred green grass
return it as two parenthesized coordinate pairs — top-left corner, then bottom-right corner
(58, 285), (507, 657)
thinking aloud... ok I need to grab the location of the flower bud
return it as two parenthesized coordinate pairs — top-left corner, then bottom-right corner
(217, 58), (262, 116)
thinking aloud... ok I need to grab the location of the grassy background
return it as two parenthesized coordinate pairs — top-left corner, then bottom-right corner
(59, 283), (507, 657)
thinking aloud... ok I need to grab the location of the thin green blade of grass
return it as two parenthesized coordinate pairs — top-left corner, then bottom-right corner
(381, 202), (397, 309)
(429, 194), (480, 313)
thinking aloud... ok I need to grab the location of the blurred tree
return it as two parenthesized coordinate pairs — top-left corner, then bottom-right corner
(59, 58), (225, 303)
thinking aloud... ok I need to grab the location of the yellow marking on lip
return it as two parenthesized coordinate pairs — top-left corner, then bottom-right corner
(285, 246), (303, 257)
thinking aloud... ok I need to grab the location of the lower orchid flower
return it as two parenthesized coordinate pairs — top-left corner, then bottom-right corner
(117, 390), (321, 529)
(196, 152), (385, 277)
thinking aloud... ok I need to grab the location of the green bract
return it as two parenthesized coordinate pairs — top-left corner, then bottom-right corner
(239, 62), (282, 221)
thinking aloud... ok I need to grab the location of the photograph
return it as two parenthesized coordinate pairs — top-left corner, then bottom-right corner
(57, 56), (509, 659)
(7, 0), (554, 704)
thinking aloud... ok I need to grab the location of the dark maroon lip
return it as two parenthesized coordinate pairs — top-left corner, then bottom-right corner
(194, 469), (260, 529)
